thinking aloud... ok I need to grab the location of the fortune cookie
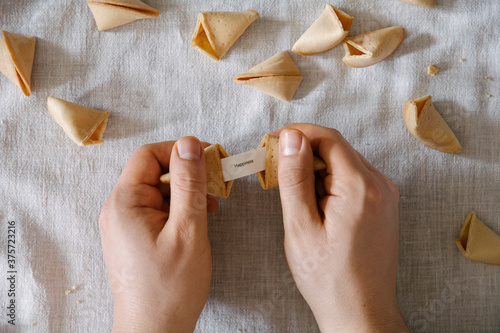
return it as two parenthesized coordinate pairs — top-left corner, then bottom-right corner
(191, 10), (259, 61)
(234, 51), (303, 102)
(257, 134), (327, 190)
(47, 96), (110, 146)
(292, 4), (353, 56)
(396, 0), (435, 8)
(342, 27), (405, 68)
(403, 95), (462, 154)
(455, 212), (500, 265)
(87, 0), (159, 31)
(0, 30), (36, 96)
(160, 144), (234, 198)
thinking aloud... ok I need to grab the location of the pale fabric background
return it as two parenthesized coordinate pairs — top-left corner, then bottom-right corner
(1, 0), (499, 332)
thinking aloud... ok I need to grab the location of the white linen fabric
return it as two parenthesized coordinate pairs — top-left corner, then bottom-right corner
(1, 0), (499, 332)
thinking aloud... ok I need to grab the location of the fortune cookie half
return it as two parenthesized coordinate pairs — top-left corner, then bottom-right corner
(403, 95), (462, 154)
(0, 30), (36, 96)
(292, 4), (353, 56)
(87, 0), (160, 31)
(396, 0), (435, 8)
(47, 96), (110, 146)
(160, 144), (234, 198)
(342, 27), (405, 68)
(257, 134), (327, 190)
(455, 212), (500, 265)
(191, 10), (259, 61)
(234, 51), (303, 102)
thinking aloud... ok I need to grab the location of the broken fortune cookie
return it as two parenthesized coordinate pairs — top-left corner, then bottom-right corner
(342, 26), (405, 68)
(87, 0), (160, 31)
(455, 212), (500, 265)
(396, 0), (435, 8)
(191, 10), (259, 61)
(257, 134), (327, 190)
(0, 30), (36, 96)
(234, 51), (303, 102)
(47, 96), (110, 146)
(403, 95), (462, 154)
(292, 4), (353, 56)
(160, 144), (234, 198)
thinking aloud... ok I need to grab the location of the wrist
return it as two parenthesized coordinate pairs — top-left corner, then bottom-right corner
(314, 302), (408, 333)
(111, 298), (197, 333)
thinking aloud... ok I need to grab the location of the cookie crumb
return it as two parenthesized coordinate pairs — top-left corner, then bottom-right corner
(427, 65), (439, 75)
(86, 294), (91, 298)
(484, 76), (492, 80)
(76, 300), (83, 304)
(71, 285), (78, 290)
(64, 289), (72, 295)
(459, 58), (465, 63)
(487, 93), (493, 98)
(31, 323), (36, 327)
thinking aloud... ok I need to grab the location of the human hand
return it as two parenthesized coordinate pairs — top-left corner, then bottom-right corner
(99, 137), (218, 333)
(273, 124), (408, 332)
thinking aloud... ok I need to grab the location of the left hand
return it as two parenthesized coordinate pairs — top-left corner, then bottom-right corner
(99, 138), (218, 332)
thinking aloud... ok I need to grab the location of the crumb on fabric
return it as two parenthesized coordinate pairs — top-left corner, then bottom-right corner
(459, 58), (465, 63)
(427, 65), (439, 75)
(487, 94), (493, 98)
(71, 285), (78, 290)
(65, 289), (72, 295)
(484, 76), (492, 80)
(76, 300), (83, 304)
(86, 294), (91, 298)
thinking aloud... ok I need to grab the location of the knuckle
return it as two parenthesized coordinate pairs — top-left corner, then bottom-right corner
(172, 171), (205, 194)
(135, 144), (151, 156)
(389, 179), (400, 197)
(173, 221), (196, 245)
(363, 177), (384, 205)
(279, 167), (311, 192)
(327, 128), (343, 139)
(98, 194), (119, 233)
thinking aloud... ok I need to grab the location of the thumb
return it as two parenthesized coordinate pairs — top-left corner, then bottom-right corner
(278, 129), (322, 233)
(167, 137), (208, 239)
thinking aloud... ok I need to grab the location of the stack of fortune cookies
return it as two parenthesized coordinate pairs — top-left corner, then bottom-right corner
(160, 134), (327, 198)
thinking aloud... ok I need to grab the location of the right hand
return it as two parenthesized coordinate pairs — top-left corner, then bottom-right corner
(273, 124), (408, 332)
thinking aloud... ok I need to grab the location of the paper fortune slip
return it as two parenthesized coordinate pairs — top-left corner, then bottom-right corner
(221, 147), (266, 182)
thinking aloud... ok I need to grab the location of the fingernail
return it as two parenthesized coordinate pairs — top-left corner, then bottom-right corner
(280, 130), (303, 156)
(177, 137), (201, 160)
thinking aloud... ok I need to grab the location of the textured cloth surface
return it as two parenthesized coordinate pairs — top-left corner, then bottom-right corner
(1, 0), (499, 332)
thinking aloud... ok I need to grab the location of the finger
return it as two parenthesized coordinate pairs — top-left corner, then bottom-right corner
(355, 150), (399, 196)
(315, 173), (327, 199)
(118, 141), (175, 187)
(271, 123), (368, 179)
(161, 200), (170, 213)
(278, 129), (322, 235)
(207, 195), (219, 213)
(162, 194), (218, 213)
(111, 142), (175, 210)
(355, 150), (380, 174)
(165, 137), (208, 240)
(157, 182), (170, 198)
